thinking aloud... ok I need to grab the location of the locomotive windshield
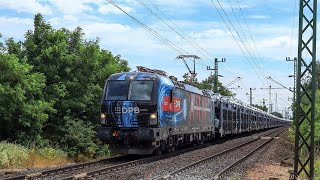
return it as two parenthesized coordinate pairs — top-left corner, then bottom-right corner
(105, 80), (153, 101)
(128, 81), (153, 100)
(105, 81), (128, 100)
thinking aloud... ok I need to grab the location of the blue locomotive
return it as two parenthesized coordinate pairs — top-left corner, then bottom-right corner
(97, 66), (290, 154)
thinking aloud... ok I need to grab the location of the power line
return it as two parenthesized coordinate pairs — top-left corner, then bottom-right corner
(289, 0), (298, 57)
(209, 0), (267, 86)
(109, 0), (197, 58)
(226, 0), (264, 76)
(222, 0), (268, 82)
(143, 0), (246, 79)
(235, 0), (268, 76)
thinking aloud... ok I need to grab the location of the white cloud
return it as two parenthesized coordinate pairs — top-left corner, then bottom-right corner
(98, 3), (134, 14)
(50, 0), (92, 15)
(0, 17), (33, 39)
(83, 23), (130, 34)
(247, 15), (270, 19)
(0, 0), (52, 15)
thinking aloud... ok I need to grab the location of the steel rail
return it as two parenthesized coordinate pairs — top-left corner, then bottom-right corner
(60, 143), (211, 180)
(158, 128), (283, 180)
(3, 128), (281, 180)
(3, 155), (129, 180)
(63, 129), (280, 180)
(212, 129), (284, 179)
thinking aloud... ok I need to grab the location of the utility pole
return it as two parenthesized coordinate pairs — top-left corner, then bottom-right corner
(262, 98), (266, 107)
(286, 57), (297, 104)
(207, 58), (226, 92)
(260, 86), (284, 114)
(293, 0), (317, 179)
(249, 88), (256, 106)
(275, 93), (278, 112)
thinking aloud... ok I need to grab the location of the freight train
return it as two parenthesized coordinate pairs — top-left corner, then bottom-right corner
(97, 66), (291, 155)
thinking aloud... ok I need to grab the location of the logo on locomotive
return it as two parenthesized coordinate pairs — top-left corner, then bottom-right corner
(115, 107), (140, 114)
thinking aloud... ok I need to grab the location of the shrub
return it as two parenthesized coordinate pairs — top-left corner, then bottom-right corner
(0, 142), (29, 168)
(28, 147), (68, 168)
(0, 142), (69, 169)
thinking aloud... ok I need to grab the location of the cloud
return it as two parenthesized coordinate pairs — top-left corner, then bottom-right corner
(98, 3), (134, 14)
(247, 15), (270, 19)
(0, 0), (52, 15)
(50, 0), (93, 15)
(0, 17), (33, 39)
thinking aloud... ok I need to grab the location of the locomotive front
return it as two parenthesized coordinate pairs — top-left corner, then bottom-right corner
(97, 72), (161, 154)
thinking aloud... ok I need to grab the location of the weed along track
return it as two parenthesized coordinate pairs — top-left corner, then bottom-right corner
(3, 155), (137, 180)
(63, 128), (283, 180)
(3, 128), (283, 180)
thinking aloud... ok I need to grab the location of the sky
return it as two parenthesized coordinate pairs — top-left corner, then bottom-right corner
(0, 0), (306, 117)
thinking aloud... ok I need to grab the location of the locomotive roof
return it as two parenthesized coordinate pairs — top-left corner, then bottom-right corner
(108, 71), (208, 96)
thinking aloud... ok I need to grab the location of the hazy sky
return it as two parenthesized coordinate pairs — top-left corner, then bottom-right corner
(0, 0), (304, 116)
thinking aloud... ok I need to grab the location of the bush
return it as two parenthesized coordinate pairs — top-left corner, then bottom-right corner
(315, 155), (320, 179)
(95, 144), (111, 158)
(0, 142), (29, 168)
(0, 142), (69, 169)
(36, 147), (67, 160)
(28, 147), (68, 168)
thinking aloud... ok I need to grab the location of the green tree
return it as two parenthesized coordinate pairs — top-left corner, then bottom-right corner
(1, 14), (130, 158)
(252, 104), (268, 112)
(198, 74), (234, 96)
(271, 112), (283, 118)
(0, 53), (53, 145)
(182, 73), (234, 96)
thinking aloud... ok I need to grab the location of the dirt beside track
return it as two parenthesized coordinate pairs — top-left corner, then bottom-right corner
(243, 127), (294, 180)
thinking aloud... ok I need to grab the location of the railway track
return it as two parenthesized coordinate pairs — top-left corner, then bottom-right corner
(3, 128), (282, 180)
(158, 128), (284, 180)
(3, 155), (138, 180)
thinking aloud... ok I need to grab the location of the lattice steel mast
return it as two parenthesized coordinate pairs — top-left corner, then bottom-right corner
(293, 0), (317, 179)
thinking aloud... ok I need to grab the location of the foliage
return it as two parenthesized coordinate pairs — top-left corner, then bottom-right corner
(271, 112), (283, 118)
(183, 73), (234, 96)
(0, 14), (129, 160)
(0, 53), (53, 146)
(0, 142), (68, 169)
(0, 142), (29, 168)
(315, 155), (320, 179)
(252, 104), (268, 112)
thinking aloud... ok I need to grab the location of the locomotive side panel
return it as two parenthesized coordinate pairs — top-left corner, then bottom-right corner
(158, 87), (214, 135)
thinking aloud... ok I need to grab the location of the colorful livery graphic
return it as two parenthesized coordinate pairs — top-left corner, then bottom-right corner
(97, 67), (290, 155)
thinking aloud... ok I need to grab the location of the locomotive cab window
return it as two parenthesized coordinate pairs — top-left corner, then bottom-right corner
(128, 81), (153, 101)
(105, 81), (128, 100)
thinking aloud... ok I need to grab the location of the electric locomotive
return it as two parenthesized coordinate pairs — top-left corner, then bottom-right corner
(97, 66), (216, 154)
(97, 66), (291, 155)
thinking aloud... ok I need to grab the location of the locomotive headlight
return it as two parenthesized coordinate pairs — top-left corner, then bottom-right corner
(150, 113), (157, 119)
(149, 113), (157, 125)
(100, 113), (106, 124)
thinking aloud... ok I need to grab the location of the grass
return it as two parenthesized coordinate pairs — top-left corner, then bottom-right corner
(0, 142), (29, 168)
(0, 142), (69, 169)
(315, 154), (320, 179)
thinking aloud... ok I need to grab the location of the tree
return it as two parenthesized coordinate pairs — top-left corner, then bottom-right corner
(271, 112), (283, 118)
(1, 14), (130, 158)
(198, 74), (234, 96)
(252, 104), (268, 112)
(0, 53), (53, 145)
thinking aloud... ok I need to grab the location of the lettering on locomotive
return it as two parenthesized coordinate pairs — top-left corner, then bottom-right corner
(115, 107), (140, 114)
